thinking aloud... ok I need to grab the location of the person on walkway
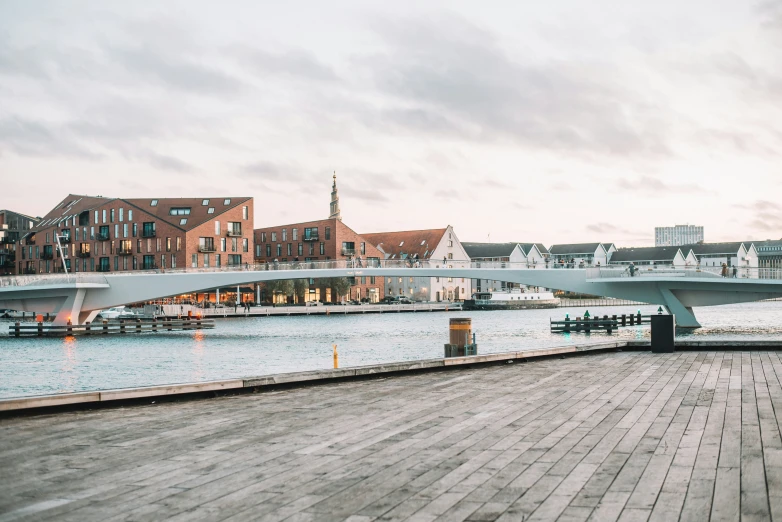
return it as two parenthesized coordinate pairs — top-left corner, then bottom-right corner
(357, 256), (363, 268)
(732, 265), (738, 278)
(721, 263), (728, 278)
(443, 256), (447, 267)
(234, 301), (238, 313)
(629, 263), (636, 277)
(273, 258), (279, 270)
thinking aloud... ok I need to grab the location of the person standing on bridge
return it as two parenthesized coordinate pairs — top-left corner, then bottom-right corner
(443, 256), (447, 267)
(732, 265), (738, 278)
(721, 263), (728, 278)
(629, 263), (636, 277)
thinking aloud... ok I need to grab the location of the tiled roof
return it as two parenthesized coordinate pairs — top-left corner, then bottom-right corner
(124, 197), (251, 231)
(609, 247), (683, 263)
(32, 194), (114, 232)
(361, 228), (447, 259)
(517, 243), (545, 256)
(680, 242), (748, 256)
(462, 242), (519, 259)
(549, 243), (604, 255)
(535, 243), (550, 255)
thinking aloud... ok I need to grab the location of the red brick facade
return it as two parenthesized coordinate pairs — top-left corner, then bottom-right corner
(18, 195), (254, 275)
(254, 218), (385, 303)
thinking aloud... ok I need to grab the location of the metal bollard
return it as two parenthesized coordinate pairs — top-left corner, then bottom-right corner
(333, 344), (339, 368)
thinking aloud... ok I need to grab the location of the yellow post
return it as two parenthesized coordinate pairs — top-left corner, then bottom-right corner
(333, 344), (339, 368)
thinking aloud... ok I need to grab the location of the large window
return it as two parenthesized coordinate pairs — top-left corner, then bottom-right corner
(342, 242), (355, 256)
(228, 254), (241, 266)
(292, 228), (297, 240)
(325, 227), (331, 240)
(143, 255), (156, 270)
(169, 208), (191, 216)
(142, 222), (156, 238)
(304, 227), (319, 241)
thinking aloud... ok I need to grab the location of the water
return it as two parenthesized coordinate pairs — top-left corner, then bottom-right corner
(2, 302), (782, 399)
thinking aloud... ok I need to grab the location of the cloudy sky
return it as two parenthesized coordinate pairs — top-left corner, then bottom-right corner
(1, 0), (781, 245)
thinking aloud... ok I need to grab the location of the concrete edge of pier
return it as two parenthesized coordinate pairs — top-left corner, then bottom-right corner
(2, 339), (781, 416)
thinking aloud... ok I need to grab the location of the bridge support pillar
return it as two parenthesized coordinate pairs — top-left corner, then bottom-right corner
(53, 289), (89, 326)
(659, 288), (701, 328)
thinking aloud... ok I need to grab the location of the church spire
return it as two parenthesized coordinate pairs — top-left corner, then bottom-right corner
(329, 171), (342, 221)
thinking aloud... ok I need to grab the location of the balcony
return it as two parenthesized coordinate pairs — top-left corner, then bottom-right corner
(23, 268), (36, 274)
(96, 233), (110, 241)
(226, 229), (242, 237)
(341, 248), (355, 256)
(2, 260), (14, 269)
(41, 252), (54, 260)
(142, 230), (156, 238)
(141, 264), (158, 271)
(59, 236), (71, 244)
(77, 251), (91, 258)
(198, 244), (216, 253)
(118, 249), (133, 256)
(303, 234), (319, 242)
(96, 266), (111, 272)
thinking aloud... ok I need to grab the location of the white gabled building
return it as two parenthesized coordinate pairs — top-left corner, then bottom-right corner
(684, 242), (759, 269)
(608, 246), (697, 268)
(549, 243), (609, 267)
(362, 225), (472, 302)
(462, 242), (551, 293)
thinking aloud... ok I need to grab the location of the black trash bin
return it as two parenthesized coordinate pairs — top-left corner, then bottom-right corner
(651, 314), (675, 353)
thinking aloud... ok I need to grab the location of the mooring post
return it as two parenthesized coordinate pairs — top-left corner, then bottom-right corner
(103, 320), (108, 334)
(333, 344), (339, 368)
(120, 320), (126, 334)
(445, 318), (472, 357)
(637, 311), (642, 324)
(621, 314), (627, 326)
(136, 319), (141, 333)
(37, 321), (43, 337)
(152, 318), (158, 333)
(14, 322), (20, 338)
(85, 322), (91, 335)
(630, 314), (635, 326)
(66, 320), (72, 336)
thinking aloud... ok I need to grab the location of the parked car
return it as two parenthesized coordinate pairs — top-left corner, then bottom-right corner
(398, 297), (413, 304)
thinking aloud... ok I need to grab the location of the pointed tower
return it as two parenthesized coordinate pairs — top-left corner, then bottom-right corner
(329, 172), (342, 221)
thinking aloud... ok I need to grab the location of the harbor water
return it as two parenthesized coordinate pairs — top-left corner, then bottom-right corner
(1, 302), (782, 399)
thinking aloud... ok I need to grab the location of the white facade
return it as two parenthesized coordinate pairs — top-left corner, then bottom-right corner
(550, 244), (608, 267)
(696, 243), (758, 269)
(379, 226), (473, 302)
(655, 225), (704, 246)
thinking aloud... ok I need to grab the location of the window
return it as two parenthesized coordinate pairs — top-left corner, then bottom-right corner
(304, 227), (319, 241)
(224, 199), (231, 205)
(137, 239), (142, 253)
(228, 254), (241, 266)
(192, 253), (198, 268)
(387, 278), (391, 284)
(370, 276), (376, 284)
(102, 209), (107, 223)
(325, 227), (331, 240)
(169, 208), (191, 216)
(342, 242), (355, 255)
(90, 226), (95, 240)
(150, 199), (158, 206)
(282, 229), (287, 241)
(398, 277), (402, 283)
(119, 240), (132, 254)
(448, 253), (453, 259)
(215, 221), (221, 235)
(309, 243), (314, 255)
(320, 242), (325, 255)
(110, 209), (115, 223)
(94, 210), (99, 224)
(298, 243), (303, 256)
(266, 245), (272, 257)
(180, 218), (187, 225)
(221, 238), (226, 252)
(292, 228), (298, 240)
(228, 222), (241, 236)
(208, 207), (215, 214)
(243, 238), (249, 253)
(204, 254), (210, 268)
(142, 222), (156, 237)
(409, 277), (414, 283)
(232, 237), (238, 252)
(142, 255), (155, 270)
(361, 242), (366, 255)
(271, 231), (277, 242)
(176, 237), (181, 251)
(276, 244), (282, 256)
(156, 238), (161, 252)
(114, 256), (118, 270)
(166, 237), (171, 252)
(243, 206), (248, 220)
(261, 232), (267, 242)
(132, 223), (137, 237)
(287, 243), (292, 256)
(119, 208), (124, 222)
(448, 240), (453, 247)
(114, 224), (119, 238)
(171, 254), (176, 268)
(128, 210), (133, 221)
(215, 254), (220, 267)
(255, 244), (261, 257)
(202, 199), (210, 206)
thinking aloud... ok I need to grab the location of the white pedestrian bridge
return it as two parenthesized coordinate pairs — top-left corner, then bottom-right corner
(1, 260), (781, 328)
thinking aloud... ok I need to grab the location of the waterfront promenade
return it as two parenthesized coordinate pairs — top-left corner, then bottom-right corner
(1, 350), (781, 521)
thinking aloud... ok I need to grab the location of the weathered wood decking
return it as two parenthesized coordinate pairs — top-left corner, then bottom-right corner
(1, 350), (781, 521)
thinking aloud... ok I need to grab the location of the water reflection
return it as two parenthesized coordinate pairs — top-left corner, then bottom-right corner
(1, 301), (782, 398)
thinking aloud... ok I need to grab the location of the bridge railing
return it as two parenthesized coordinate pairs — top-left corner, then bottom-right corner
(586, 266), (782, 281)
(0, 273), (109, 288)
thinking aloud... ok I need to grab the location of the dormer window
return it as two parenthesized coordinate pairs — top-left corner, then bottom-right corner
(224, 199), (231, 205)
(399, 241), (404, 247)
(207, 208), (215, 214)
(180, 218), (188, 225)
(202, 199), (210, 206)
(169, 208), (191, 216)
(151, 199), (158, 206)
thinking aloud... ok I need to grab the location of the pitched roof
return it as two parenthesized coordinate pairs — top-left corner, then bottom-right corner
(32, 194), (114, 232)
(361, 228), (447, 259)
(753, 240), (782, 253)
(602, 243), (616, 251)
(462, 242), (519, 259)
(516, 243), (543, 256)
(535, 243), (550, 255)
(609, 247), (683, 263)
(549, 243), (605, 255)
(124, 197), (251, 231)
(680, 242), (748, 256)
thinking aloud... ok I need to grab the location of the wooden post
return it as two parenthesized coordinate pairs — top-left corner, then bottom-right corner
(66, 320), (72, 336)
(37, 321), (43, 337)
(637, 311), (642, 324)
(152, 318), (158, 332)
(621, 314), (626, 326)
(103, 320), (108, 334)
(120, 320), (126, 334)
(14, 322), (20, 338)
(136, 319), (141, 333)
(630, 314), (635, 326)
(85, 322), (91, 335)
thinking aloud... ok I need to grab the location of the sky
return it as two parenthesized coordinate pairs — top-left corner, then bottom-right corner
(1, 0), (781, 246)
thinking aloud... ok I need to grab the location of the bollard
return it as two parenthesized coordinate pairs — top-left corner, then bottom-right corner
(120, 320), (126, 334)
(630, 314), (635, 326)
(103, 320), (108, 334)
(576, 317), (581, 332)
(637, 311), (642, 324)
(37, 321), (43, 337)
(14, 322), (20, 337)
(85, 321), (91, 335)
(445, 318), (473, 357)
(152, 318), (158, 332)
(66, 320), (72, 335)
(621, 314), (627, 326)
(136, 319), (141, 333)
(333, 344), (339, 368)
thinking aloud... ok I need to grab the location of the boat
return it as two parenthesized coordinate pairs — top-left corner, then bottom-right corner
(464, 289), (560, 310)
(97, 306), (137, 320)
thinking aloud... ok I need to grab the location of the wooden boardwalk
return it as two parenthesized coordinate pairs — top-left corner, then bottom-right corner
(1, 350), (781, 521)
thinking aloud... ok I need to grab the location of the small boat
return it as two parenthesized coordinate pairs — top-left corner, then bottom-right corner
(464, 290), (560, 310)
(98, 306), (136, 319)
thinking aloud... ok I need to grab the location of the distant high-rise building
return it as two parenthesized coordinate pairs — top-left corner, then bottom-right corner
(329, 172), (341, 221)
(655, 225), (704, 246)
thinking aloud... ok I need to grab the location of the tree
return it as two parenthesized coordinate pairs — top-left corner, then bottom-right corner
(293, 279), (309, 303)
(265, 279), (294, 302)
(330, 277), (351, 301)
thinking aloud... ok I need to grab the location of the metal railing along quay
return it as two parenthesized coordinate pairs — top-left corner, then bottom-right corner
(586, 266), (782, 281)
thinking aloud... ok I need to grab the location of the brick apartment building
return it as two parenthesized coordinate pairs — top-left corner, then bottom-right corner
(0, 209), (39, 276)
(253, 218), (385, 303)
(18, 194), (254, 276)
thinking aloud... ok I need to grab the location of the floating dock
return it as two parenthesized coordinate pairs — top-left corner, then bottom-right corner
(9, 317), (215, 337)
